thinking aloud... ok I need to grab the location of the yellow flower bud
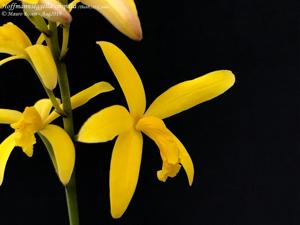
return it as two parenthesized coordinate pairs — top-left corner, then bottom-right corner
(23, 0), (72, 24)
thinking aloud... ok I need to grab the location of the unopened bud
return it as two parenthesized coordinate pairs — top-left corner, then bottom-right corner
(23, 0), (72, 25)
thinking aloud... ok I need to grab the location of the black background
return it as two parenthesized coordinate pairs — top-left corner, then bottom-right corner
(0, 0), (299, 224)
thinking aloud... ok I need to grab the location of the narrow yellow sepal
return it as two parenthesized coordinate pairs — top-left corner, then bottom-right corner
(70, 82), (114, 109)
(145, 70), (236, 119)
(110, 129), (143, 218)
(46, 82), (114, 123)
(98, 41), (146, 118)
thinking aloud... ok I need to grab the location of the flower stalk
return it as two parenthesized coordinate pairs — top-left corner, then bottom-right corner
(57, 62), (80, 225)
(48, 20), (80, 225)
(44, 88), (66, 116)
(48, 22), (60, 58)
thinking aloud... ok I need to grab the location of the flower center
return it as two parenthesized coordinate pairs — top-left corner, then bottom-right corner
(10, 107), (43, 156)
(135, 116), (181, 182)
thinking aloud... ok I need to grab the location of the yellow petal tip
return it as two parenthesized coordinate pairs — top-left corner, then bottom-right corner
(97, 41), (112, 50)
(111, 210), (123, 219)
(60, 179), (68, 186)
(220, 70), (236, 87)
(188, 176), (194, 186)
(96, 81), (115, 92)
(131, 25), (143, 41)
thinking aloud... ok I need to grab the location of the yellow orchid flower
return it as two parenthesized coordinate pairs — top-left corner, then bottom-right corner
(78, 41), (236, 218)
(70, 0), (142, 41)
(0, 22), (58, 90)
(0, 0), (72, 24)
(0, 81), (114, 186)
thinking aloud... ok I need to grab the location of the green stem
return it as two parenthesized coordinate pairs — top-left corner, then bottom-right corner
(57, 62), (80, 225)
(65, 172), (79, 225)
(57, 63), (74, 135)
(48, 22), (60, 59)
(47, 20), (80, 225)
(45, 89), (66, 116)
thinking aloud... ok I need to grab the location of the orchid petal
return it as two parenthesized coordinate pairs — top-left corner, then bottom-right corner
(110, 129), (143, 218)
(46, 82), (114, 123)
(11, 107), (43, 157)
(25, 44), (58, 90)
(136, 116), (193, 184)
(136, 116), (179, 164)
(98, 41), (146, 118)
(145, 70), (235, 119)
(34, 99), (53, 122)
(70, 82), (114, 110)
(0, 23), (32, 55)
(78, 105), (133, 143)
(172, 134), (194, 185)
(0, 109), (22, 124)
(40, 124), (75, 185)
(0, 134), (16, 185)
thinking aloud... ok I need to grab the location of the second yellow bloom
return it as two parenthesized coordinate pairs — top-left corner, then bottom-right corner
(78, 41), (235, 218)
